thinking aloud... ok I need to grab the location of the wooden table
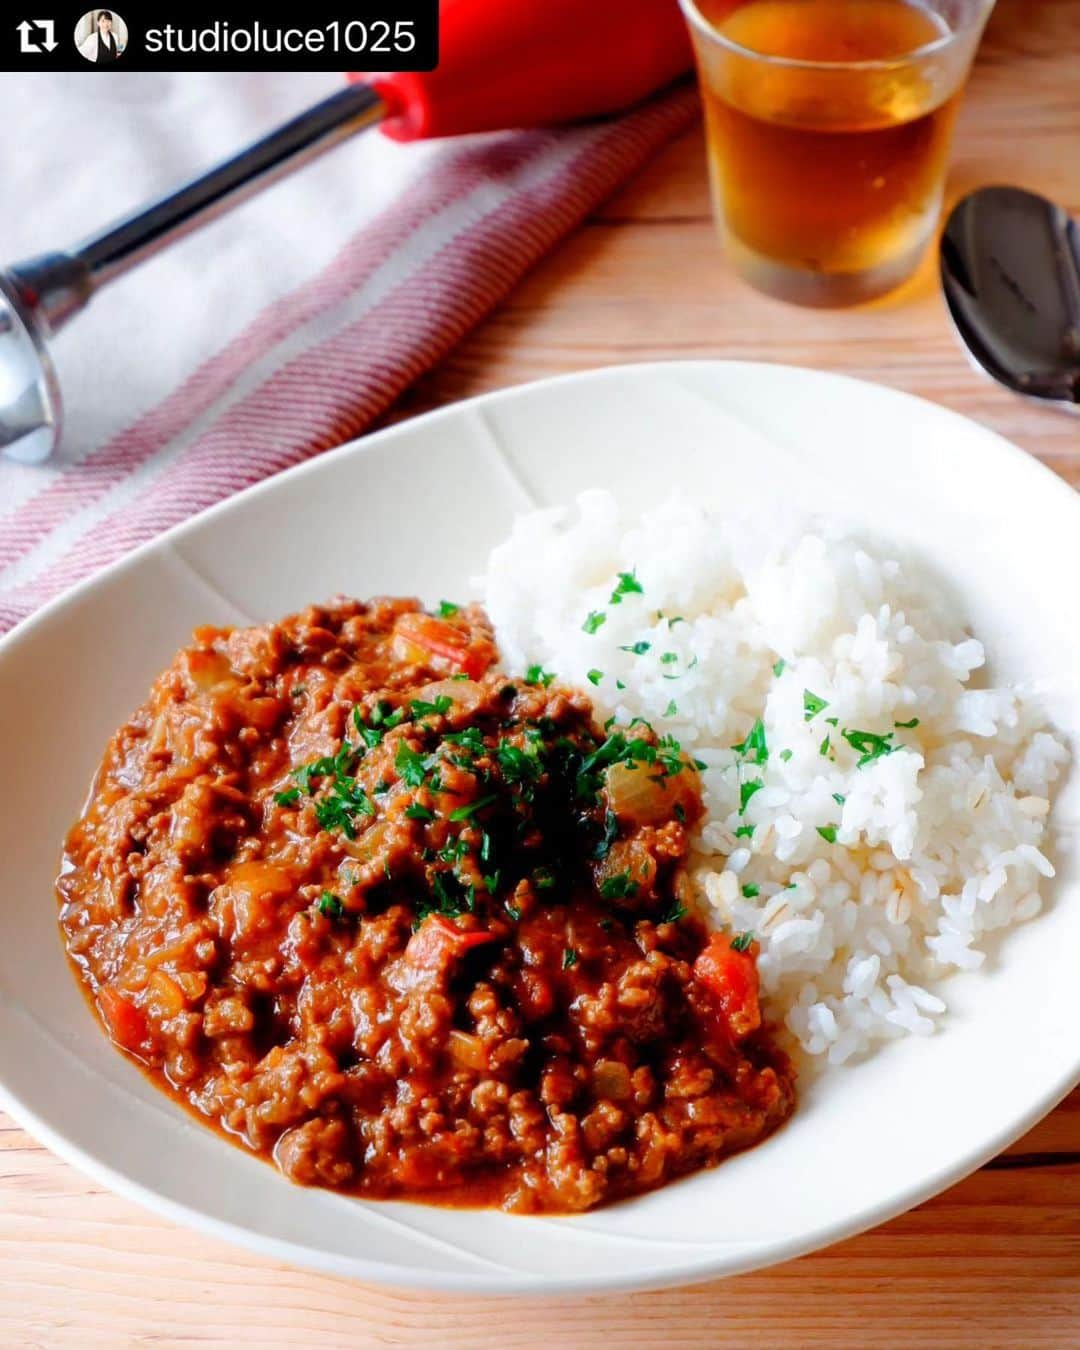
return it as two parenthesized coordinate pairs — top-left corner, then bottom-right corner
(2, 2), (1077, 1344)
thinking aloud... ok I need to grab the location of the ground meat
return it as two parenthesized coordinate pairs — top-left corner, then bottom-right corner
(58, 597), (794, 1213)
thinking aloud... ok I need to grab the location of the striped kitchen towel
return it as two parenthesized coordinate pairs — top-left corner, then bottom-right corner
(0, 73), (698, 635)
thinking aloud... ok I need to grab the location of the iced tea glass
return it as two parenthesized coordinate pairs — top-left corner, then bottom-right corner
(680, 0), (996, 306)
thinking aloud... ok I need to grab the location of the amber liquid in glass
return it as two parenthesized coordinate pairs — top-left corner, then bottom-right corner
(694, 0), (960, 304)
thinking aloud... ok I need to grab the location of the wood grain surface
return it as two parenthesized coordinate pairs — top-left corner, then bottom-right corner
(2, 1), (1077, 1344)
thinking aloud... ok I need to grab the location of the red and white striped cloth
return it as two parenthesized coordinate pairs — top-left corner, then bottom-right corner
(0, 74), (697, 636)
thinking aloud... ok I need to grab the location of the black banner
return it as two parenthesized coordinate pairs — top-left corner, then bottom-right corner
(3, 1), (438, 71)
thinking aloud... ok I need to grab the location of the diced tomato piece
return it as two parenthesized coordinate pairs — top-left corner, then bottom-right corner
(693, 935), (761, 1041)
(391, 612), (493, 680)
(403, 915), (496, 978)
(96, 986), (151, 1055)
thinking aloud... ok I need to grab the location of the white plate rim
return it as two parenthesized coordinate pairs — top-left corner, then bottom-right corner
(1, 359), (1077, 1295)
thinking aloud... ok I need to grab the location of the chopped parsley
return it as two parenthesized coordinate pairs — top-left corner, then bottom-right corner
(734, 824), (755, 839)
(895, 717), (920, 729)
(524, 664), (555, 688)
(816, 825), (838, 844)
(609, 569), (644, 604)
(395, 741), (429, 789)
(562, 947), (579, 969)
(505, 903), (522, 922)
(582, 610), (606, 635)
(773, 659), (786, 677)
(274, 786), (300, 807)
(664, 699), (678, 717)
(842, 728), (898, 767)
(404, 803), (435, 823)
(533, 867), (557, 892)
(730, 931), (755, 953)
(437, 600), (460, 618)
(732, 718), (768, 765)
(668, 616), (686, 628)
(600, 872), (639, 901)
(661, 900), (687, 923)
(660, 652), (678, 665)
(587, 669), (603, 686)
(415, 870), (474, 923)
(314, 780), (375, 838)
(832, 793), (846, 806)
(619, 641), (651, 656)
(739, 779), (763, 813)
(779, 749), (793, 763)
(449, 794), (498, 823)
(317, 891), (345, 922)
(742, 883), (760, 899)
(495, 741), (543, 793)
(819, 734), (832, 757)
(594, 809), (619, 860)
(803, 690), (829, 721)
(410, 694), (453, 719)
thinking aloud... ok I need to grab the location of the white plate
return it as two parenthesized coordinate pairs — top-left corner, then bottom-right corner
(0, 362), (1077, 1296)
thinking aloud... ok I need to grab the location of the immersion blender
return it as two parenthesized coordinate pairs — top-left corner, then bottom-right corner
(0, 0), (693, 464)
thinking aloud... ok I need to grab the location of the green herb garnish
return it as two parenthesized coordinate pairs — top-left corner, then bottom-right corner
(742, 884), (760, 899)
(731, 931), (755, 953)
(405, 803), (435, 822)
(410, 695), (453, 719)
(732, 718), (768, 765)
(587, 669), (603, 686)
(739, 779), (763, 813)
(895, 717), (920, 729)
(842, 728), (898, 767)
(274, 786), (300, 807)
(437, 600), (460, 618)
(563, 947), (579, 969)
(395, 741), (429, 789)
(816, 825), (838, 843)
(609, 570), (644, 604)
(524, 665), (555, 688)
(583, 611), (606, 635)
(803, 690), (829, 721)
(773, 659), (786, 677)
(619, 641), (651, 656)
(600, 872), (639, 901)
(317, 891), (345, 922)
(448, 794), (498, 823)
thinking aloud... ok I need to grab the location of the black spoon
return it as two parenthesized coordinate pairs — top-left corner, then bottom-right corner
(940, 186), (1080, 409)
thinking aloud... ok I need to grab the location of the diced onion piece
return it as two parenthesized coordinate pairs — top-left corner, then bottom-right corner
(183, 648), (235, 692)
(447, 1029), (489, 1072)
(605, 760), (700, 827)
(593, 1059), (632, 1101)
(146, 970), (186, 1019)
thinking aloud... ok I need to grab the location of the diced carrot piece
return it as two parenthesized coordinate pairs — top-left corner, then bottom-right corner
(391, 612), (493, 680)
(693, 934), (761, 1040)
(403, 915), (496, 977)
(96, 987), (151, 1055)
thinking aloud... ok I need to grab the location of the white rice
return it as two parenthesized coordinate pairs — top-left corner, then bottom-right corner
(479, 491), (1069, 1065)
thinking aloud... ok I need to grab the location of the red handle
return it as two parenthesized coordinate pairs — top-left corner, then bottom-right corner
(354, 0), (693, 142)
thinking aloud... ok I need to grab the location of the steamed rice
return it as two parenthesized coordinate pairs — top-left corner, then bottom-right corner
(480, 491), (1068, 1065)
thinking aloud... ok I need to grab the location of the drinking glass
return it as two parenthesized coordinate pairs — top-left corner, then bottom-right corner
(679, 0), (997, 306)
